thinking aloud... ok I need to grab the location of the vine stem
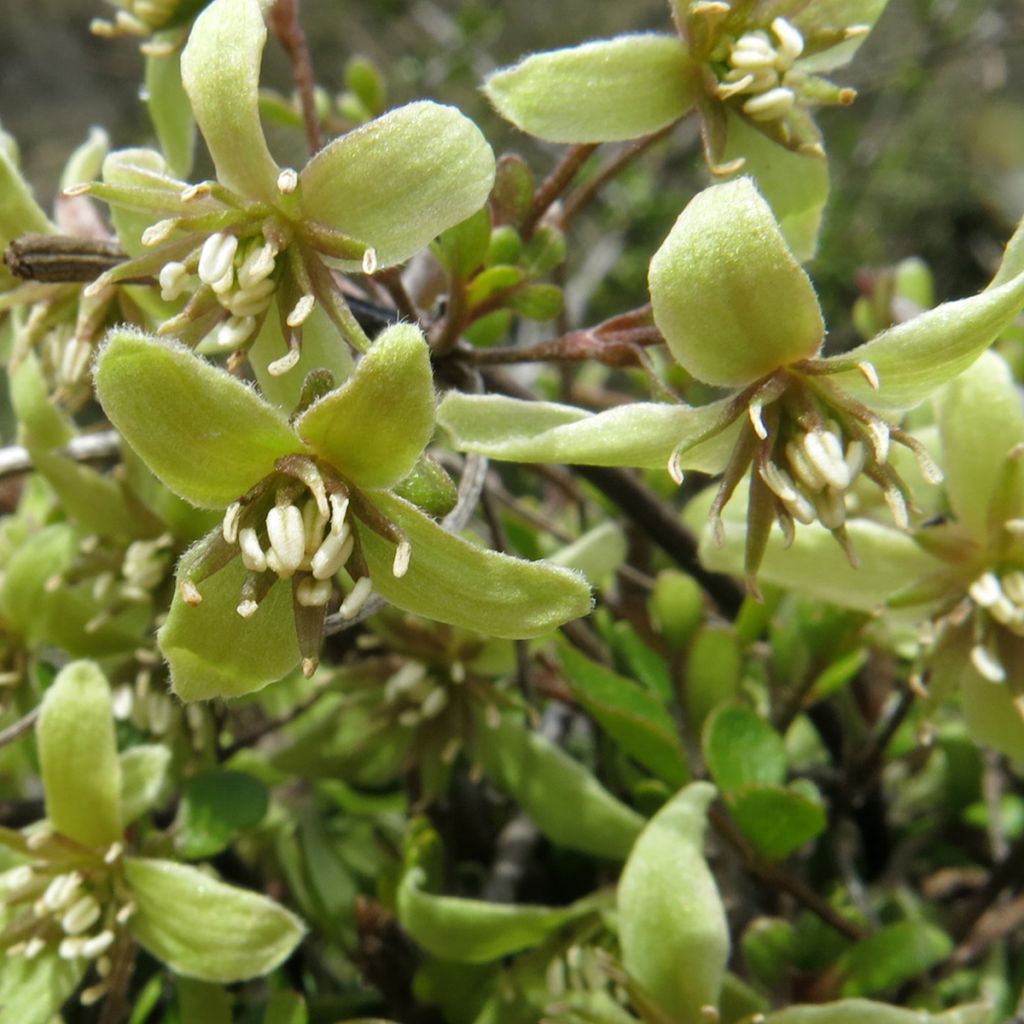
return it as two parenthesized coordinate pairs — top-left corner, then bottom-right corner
(269, 0), (322, 155)
(523, 144), (599, 237)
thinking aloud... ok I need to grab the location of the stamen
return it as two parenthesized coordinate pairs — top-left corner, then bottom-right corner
(329, 493), (350, 534)
(969, 572), (1003, 609)
(287, 294), (316, 327)
(785, 440), (826, 492)
(80, 930), (115, 959)
(198, 232), (238, 286)
(43, 872), (82, 911)
(236, 243), (277, 289)
(158, 261), (190, 301)
(215, 315), (256, 350)
(748, 402), (769, 440)
(813, 488), (847, 530)
(1002, 570), (1024, 605)
(339, 576), (374, 619)
(844, 440), (866, 478)
(79, 981), (111, 1006)
(392, 540), (412, 578)
(759, 462), (799, 503)
(238, 528), (268, 573)
(864, 418), (890, 464)
(856, 361), (880, 390)
(62, 895), (102, 935)
(140, 219), (177, 247)
(180, 580), (203, 606)
(420, 687), (449, 719)
(730, 48), (778, 71)
(771, 17), (804, 64)
(180, 182), (212, 202)
(667, 449), (685, 485)
(296, 576), (332, 607)
(277, 168), (299, 194)
(266, 504), (306, 576)
(362, 248), (378, 275)
(802, 430), (850, 490)
(237, 598), (259, 618)
(222, 502), (242, 544)
(311, 525), (351, 580)
(743, 87), (796, 121)
(882, 484), (909, 530)
(970, 643), (1006, 683)
(268, 348), (301, 376)
(717, 73), (756, 99)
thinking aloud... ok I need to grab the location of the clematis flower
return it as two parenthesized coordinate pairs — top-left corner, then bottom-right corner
(94, 324), (592, 701)
(0, 661), (304, 1018)
(483, 1), (889, 257)
(74, 0), (495, 362)
(438, 178), (1024, 592)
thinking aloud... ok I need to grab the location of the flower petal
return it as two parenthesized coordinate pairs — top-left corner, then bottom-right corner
(437, 392), (739, 474)
(649, 178), (824, 387)
(95, 329), (302, 508)
(124, 857), (306, 983)
(38, 660), (123, 848)
(159, 542), (301, 701)
(935, 350), (1024, 541)
(359, 491), (593, 639)
(180, 0), (280, 202)
(483, 34), (695, 143)
(299, 101), (495, 268)
(297, 323), (433, 488)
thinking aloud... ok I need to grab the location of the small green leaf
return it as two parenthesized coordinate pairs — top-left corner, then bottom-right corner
(10, 353), (74, 451)
(297, 323), (433, 489)
(742, 917), (797, 992)
(125, 856), (306, 983)
(38, 660), (123, 848)
(263, 991), (308, 1024)
(434, 208), (492, 278)
(558, 643), (689, 786)
(176, 769), (270, 859)
(95, 330), (302, 509)
(361, 491), (593, 640)
(466, 264), (525, 306)
(704, 704), (786, 793)
(120, 744), (173, 824)
(618, 782), (729, 1024)
(548, 521), (628, 587)
(180, 0), (280, 202)
(146, 41), (195, 179)
(474, 711), (643, 860)
(837, 920), (952, 997)
(392, 458), (458, 518)
(650, 570), (706, 651)
(507, 282), (564, 320)
(684, 626), (743, 732)
(0, 949), (84, 1024)
(729, 784), (827, 860)
(299, 101), (496, 268)
(160, 540), (301, 701)
(649, 178), (824, 387)
(0, 126), (53, 251)
(484, 34), (695, 143)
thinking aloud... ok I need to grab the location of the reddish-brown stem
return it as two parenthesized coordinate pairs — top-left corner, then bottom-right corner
(465, 325), (663, 367)
(270, 0), (322, 155)
(523, 143), (599, 236)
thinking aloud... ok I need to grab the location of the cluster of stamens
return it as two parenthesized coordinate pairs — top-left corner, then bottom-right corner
(963, 569), (1024, 684)
(1, 837), (132, 1007)
(91, 0), (184, 45)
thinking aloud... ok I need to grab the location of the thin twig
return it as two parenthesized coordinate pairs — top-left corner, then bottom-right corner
(0, 430), (121, 481)
(523, 144), (599, 237)
(465, 325), (663, 367)
(220, 683), (328, 758)
(269, 0), (322, 154)
(0, 707), (39, 748)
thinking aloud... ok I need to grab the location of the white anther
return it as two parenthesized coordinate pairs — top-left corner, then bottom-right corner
(277, 168), (299, 194)
(392, 540), (412, 578)
(733, 32), (775, 56)
(844, 440), (866, 478)
(1002, 571), (1024, 605)
(385, 662), (429, 702)
(158, 261), (190, 301)
(24, 936), (47, 959)
(730, 47), (778, 71)
(287, 294), (316, 327)
(971, 643), (1006, 683)
(717, 72), (757, 99)
(268, 348), (301, 376)
(215, 315), (256, 350)
(451, 660), (466, 684)
(104, 842), (123, 865)
(226, 278), (277, 318)
(302, 498), (329, 553)
(786, 440), (826, 491)
(210, 265), (236, 295)
(667, 450), (685, 486)
(485, 703), (502, 729)
(969, 572), (1003, 609)
(441, 736), (463, 764)
(236, 243), (277, 289)
(115, 902), (135, 925)
(266, 504), (306, 576)
(759, 462), (799, 503)
(302, 657), (319, 678)
(339, 576), (374, 619)
(362, 248), (378, 275)
(92, 571), (114, 602)
(43, 872), (82, 911)
(781, 488), (816, 525)
(857, 361), (880, 390)
(62, 895), (102, 935)
(181, 579), (203, 605)
(991, 595), (1016, 626)
(80, 930), (115, 959)
(802, 430), (851, 490)
(58, 936), (86, 960)
(180, 182), (211, 202)
(912, 445), (944, 485)
(198, 232), (238, 285)
(883, 484), (909, 530)
(60, 336), (93, 385)
(80, 980), (112, 1007)
(771, 17), (804, 64)
(2, 865), (35, 892)
(398, 708), (421, 727)
(222, 502), (242, 544)
(296, 576), (333, 607)
(329, 494), (350, 535)
(311, 525), (351, 579)
(864, 418), (891, 464)
(237, 598), (259, 619)
(141, 219), (177, 247)
(814, 488), (847, 530)
(238, 529), (267, 573)
(748, 402), (768, 440)
(743, 87), (796, 121)
(420, 686), (449, 719)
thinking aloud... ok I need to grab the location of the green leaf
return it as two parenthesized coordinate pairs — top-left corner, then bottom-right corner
(177, 977), (233, 1024)
(10, 352), (74, 451)
(160, 539), (301, 701)
(618, 782), (729, 1024)
(722, 113), (829, 263)
(761, 1001), (991, 1024)
(125, 856), (306, 983)
(180, 0), (280, 202)
(0, 125), (53, 251)
(484, 34), (695, 143)
(120, 744), (173, 824)
(684, 626), (743, 732)
(263, 991), (308, 1024)
(360, 491), (593, 640)
(297, 323), (433, 489)
(438, 392), (740, 474)
(507, 283), (564, 320)
(792, 2), (891, 73)
(95, 330), (302, 509)
(961, 661), (1024, 759)
(548, 521), (628, 587)
(0, 949), (85, 1024)
(729, 784), (827, 860)
(649, 178), (824, 387)
(474, 711), (644, 860)
(176, 769), (270, 859)
(434, 208), (492, 278)
(650, 570), (706, 651)
(146, 41), (195, 179)
(703, 704), (786, 792)
(558, 643), (689, 786)
(299, 101), (496, 268)
(38, 660), (123, 848)
(837, 920), (952, 997)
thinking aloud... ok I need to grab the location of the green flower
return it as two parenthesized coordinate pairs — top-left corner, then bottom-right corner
(438, 179), (1024, 590)
(0, 661), (304, 1021)
(94, 324), (592, 700)
(76, 0), (495, 360)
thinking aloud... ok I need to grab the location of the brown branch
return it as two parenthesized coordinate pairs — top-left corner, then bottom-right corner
(467, 325), (663, 368)
(270, 0), (322, 155)
(523, 143), (599, 237)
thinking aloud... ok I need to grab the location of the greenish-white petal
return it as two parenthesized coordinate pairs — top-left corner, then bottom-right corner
(359, 491), (593, 640)
(437, 392), (739, 474)
(296, 323), (433, 488)
(95, 330), (302, 509)
(483, 34), (695, 143)
(649, 178), (824, 387)
(38, 660), (123, 848)
(299, 101), (496, 268)
(160, 544), (301, 701)
(935, 350), (1024, 542)
(180, 0), (280, 202)
(722, 112), (829, 263)
(125, 857), (306, 982)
